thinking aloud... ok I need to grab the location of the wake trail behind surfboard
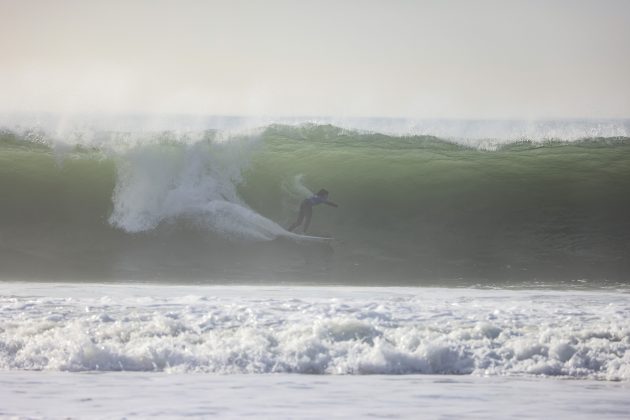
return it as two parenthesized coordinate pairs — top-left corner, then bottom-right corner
(279, 232), (334, 243)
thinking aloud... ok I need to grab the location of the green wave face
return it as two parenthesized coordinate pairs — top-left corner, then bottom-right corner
(0, 131), (115, 227)
(244, 125), (630, 282)
(1, 126), (630, 285)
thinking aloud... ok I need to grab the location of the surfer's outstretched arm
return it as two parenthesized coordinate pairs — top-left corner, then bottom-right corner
(325, 201), (339, 208)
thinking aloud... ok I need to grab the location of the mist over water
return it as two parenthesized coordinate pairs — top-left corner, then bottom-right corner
(0, 115), (629, 286)
(3, 113), (630, 143)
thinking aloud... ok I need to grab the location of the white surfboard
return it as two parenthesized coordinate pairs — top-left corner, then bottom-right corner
(281, 233), (334, 243)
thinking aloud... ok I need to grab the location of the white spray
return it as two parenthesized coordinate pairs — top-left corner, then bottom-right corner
(108, 131), (288, 241)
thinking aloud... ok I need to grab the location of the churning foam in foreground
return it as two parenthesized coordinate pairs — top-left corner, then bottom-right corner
(1, 284), (628, 380)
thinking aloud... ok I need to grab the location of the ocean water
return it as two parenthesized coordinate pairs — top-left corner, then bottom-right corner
(1, 116), (629, 418)
(1, 117), (629, 284)
(2, 371), (630, 419)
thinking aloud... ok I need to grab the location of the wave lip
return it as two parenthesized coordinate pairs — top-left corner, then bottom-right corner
(1, 286), (628, 380)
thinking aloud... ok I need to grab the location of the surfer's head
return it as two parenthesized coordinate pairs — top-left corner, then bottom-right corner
(316, 189), (329, 198)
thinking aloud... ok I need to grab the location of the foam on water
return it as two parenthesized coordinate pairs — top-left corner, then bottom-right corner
(1, 284), (628, 380)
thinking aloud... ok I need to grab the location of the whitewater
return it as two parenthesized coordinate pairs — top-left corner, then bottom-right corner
(1, 283), (629, 418)
(1, 115), (629, 418)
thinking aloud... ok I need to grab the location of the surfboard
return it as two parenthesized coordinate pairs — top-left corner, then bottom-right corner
(282, 233), (334, 243)
(296, 234), (333, 242)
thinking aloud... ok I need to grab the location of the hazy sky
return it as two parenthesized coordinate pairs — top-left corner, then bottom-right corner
(1, 0), (629, 118)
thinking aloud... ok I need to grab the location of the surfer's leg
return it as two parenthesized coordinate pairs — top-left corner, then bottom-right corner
(288, 215), (302, 232)
(288, 205), (306, 232)
(302, 207), (313, 233)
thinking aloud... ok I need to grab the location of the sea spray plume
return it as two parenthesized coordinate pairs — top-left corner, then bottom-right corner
(289, 174), (314, 198)
(108, 129), (286, 240)
(280, 173), (314, 218)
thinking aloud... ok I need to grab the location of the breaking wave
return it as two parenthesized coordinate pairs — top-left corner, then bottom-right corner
(1, 120), (629, 284)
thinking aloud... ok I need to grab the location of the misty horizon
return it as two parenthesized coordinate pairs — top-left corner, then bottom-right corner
(2, 0), (629, 119)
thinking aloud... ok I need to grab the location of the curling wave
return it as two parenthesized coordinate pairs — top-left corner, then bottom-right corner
(0, 123), (629, 284)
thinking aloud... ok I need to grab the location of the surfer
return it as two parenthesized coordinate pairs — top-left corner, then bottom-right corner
(288, 189), (338, 233)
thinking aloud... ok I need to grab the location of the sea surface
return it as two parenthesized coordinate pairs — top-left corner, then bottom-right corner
(1, 115), (629, 418)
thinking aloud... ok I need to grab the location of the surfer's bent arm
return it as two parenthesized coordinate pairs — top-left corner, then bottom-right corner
(325, 201), (339, 208)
